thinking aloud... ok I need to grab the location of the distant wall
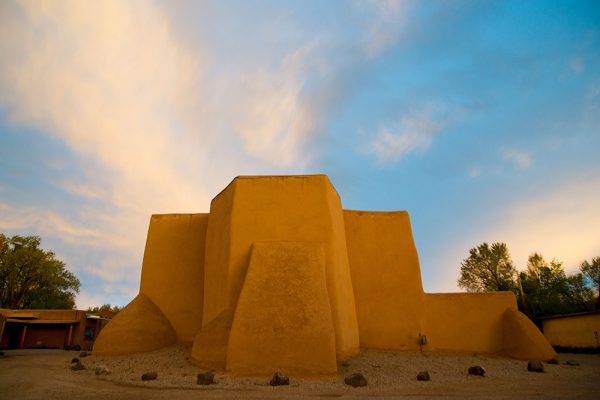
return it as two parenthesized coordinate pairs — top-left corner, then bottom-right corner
(542, 313), (600, 348)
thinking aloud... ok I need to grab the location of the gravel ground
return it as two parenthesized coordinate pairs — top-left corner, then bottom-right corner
(1, 345), (599, 399)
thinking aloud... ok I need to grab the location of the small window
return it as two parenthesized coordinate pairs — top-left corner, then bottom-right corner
(84, 327), (94, 339)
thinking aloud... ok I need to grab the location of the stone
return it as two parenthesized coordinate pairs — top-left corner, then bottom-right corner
(71, 361), (85, 371)
(527, 360), (544, 373)
(79, 351), (88, 358)
(546, 358), (559, 364)
(269, 372), (289, 386)
(467, 366), (486, 376)
(141, 371), (158, 381)
(344, 372), (367, 387)
(565, 360), (580, 366)
(416, 371), (430, 381)
(71, 357), (80, 363)
(95, 365), (111, 375)
(197, 371), (215, 385)
(0, 350), (4, 356)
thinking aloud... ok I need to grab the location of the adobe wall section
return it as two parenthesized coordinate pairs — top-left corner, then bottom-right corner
(140, 213), (208, 342)
(201, 175), (359, 358)
(344, 210), (425, 350)
(227, 242), (337, 376)
(423, 292), (514, 354)
(542, 313), (600, 348)
(93, 293), (176, 355)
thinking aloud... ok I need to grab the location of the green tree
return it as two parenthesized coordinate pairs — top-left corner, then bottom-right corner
(457, 242), (517, 292)
(87, 304), (122, 318)
(0, 234), (80, 309)
(580, 257), (600, 306)
(565, 273), (595, 311)
(520, 253), (570, 317)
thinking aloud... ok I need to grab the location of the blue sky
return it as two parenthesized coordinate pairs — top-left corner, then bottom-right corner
(1, 0), (599, 308)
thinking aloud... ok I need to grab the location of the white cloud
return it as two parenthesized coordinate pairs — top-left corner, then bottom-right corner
(234, 43), (323, 168)
(502, 148), (532, 170)
(368, 107), (445, 164)
(0, 0), (413, 307)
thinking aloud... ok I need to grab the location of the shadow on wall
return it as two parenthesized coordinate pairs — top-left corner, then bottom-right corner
(93, 175), (556, 376)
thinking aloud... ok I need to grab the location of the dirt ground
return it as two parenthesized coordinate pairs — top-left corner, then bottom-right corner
(1, 345), (599, 399)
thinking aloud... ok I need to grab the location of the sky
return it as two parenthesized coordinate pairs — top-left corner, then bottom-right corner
(0, 0), (599, 309)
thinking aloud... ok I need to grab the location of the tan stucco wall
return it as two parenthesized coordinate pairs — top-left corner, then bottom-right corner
(542, 313), (600, 348)
(424, 292), (511, 354)
(140, 213), (207, 342)
(503, 308), (557, 360)
(226, 242), (337, 376)
(201, 175), (359, 359)
(344, 210), (425, 350)
(92, 293), (176, 355)
(95, 174), (557, 373)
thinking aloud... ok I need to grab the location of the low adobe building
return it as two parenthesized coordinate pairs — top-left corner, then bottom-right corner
(0, 308), (109, 350)
(93, 175), (556, 375)
(541, 310), (600, 350)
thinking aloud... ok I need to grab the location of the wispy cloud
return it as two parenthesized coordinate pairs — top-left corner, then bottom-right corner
(368, 106), (446, 164)
(358, 0), (407, 57)
(502, 148), (532, 170)
(0, 0), (412, 307)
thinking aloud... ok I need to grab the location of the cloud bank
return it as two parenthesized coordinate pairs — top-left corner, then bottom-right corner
(0, 0), (409, 307)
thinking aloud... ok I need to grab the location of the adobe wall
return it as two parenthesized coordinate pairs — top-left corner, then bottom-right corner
(542, 313), (600, 348)
(140, 213), (208, 342)
(94, 174), (557, 372)
(94, 213), (207, 354)
(423, 292), (512, 354)
(226, 242), (337, 376)
(344, 210), (425, 350)
(201, 175), (359, 359)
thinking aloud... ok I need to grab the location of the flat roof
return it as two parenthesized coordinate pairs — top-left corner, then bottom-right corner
(6, 318), (80, 324)
(539, 310), (600, 320)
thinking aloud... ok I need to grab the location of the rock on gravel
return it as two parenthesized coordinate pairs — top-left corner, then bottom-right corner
(141, 371), (158, 381)
(269, 372), (289, 386)
(417, 371), (430, 381)
(197, 371), (215, 385)
(527, 360), (544, 373)
(547, 358), (559, 364)
(71, 357), (79, 364)
(468, 366), (486, 376)
(565, 360), (580, 366)
(344, 372), (367, 387)
(95, 365), (111, 376)
(71, 361), (85, 371)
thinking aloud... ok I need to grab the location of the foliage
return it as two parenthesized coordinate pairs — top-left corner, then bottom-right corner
(0, 234), (80, 309)
(457, 242), (517, 292)
(458, 242), (598, 320)
(87, 304), (122, 318)
(580, 257), (600, 305)
(519, 253), (593, 318)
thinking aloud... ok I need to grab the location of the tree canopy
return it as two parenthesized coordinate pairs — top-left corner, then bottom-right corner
(0, 234), (80, 309)
(580, 257), (600, 306)
(87, 304), (122, 318)
(457, 242), (517, 292)
(457, 241), (597, 320)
